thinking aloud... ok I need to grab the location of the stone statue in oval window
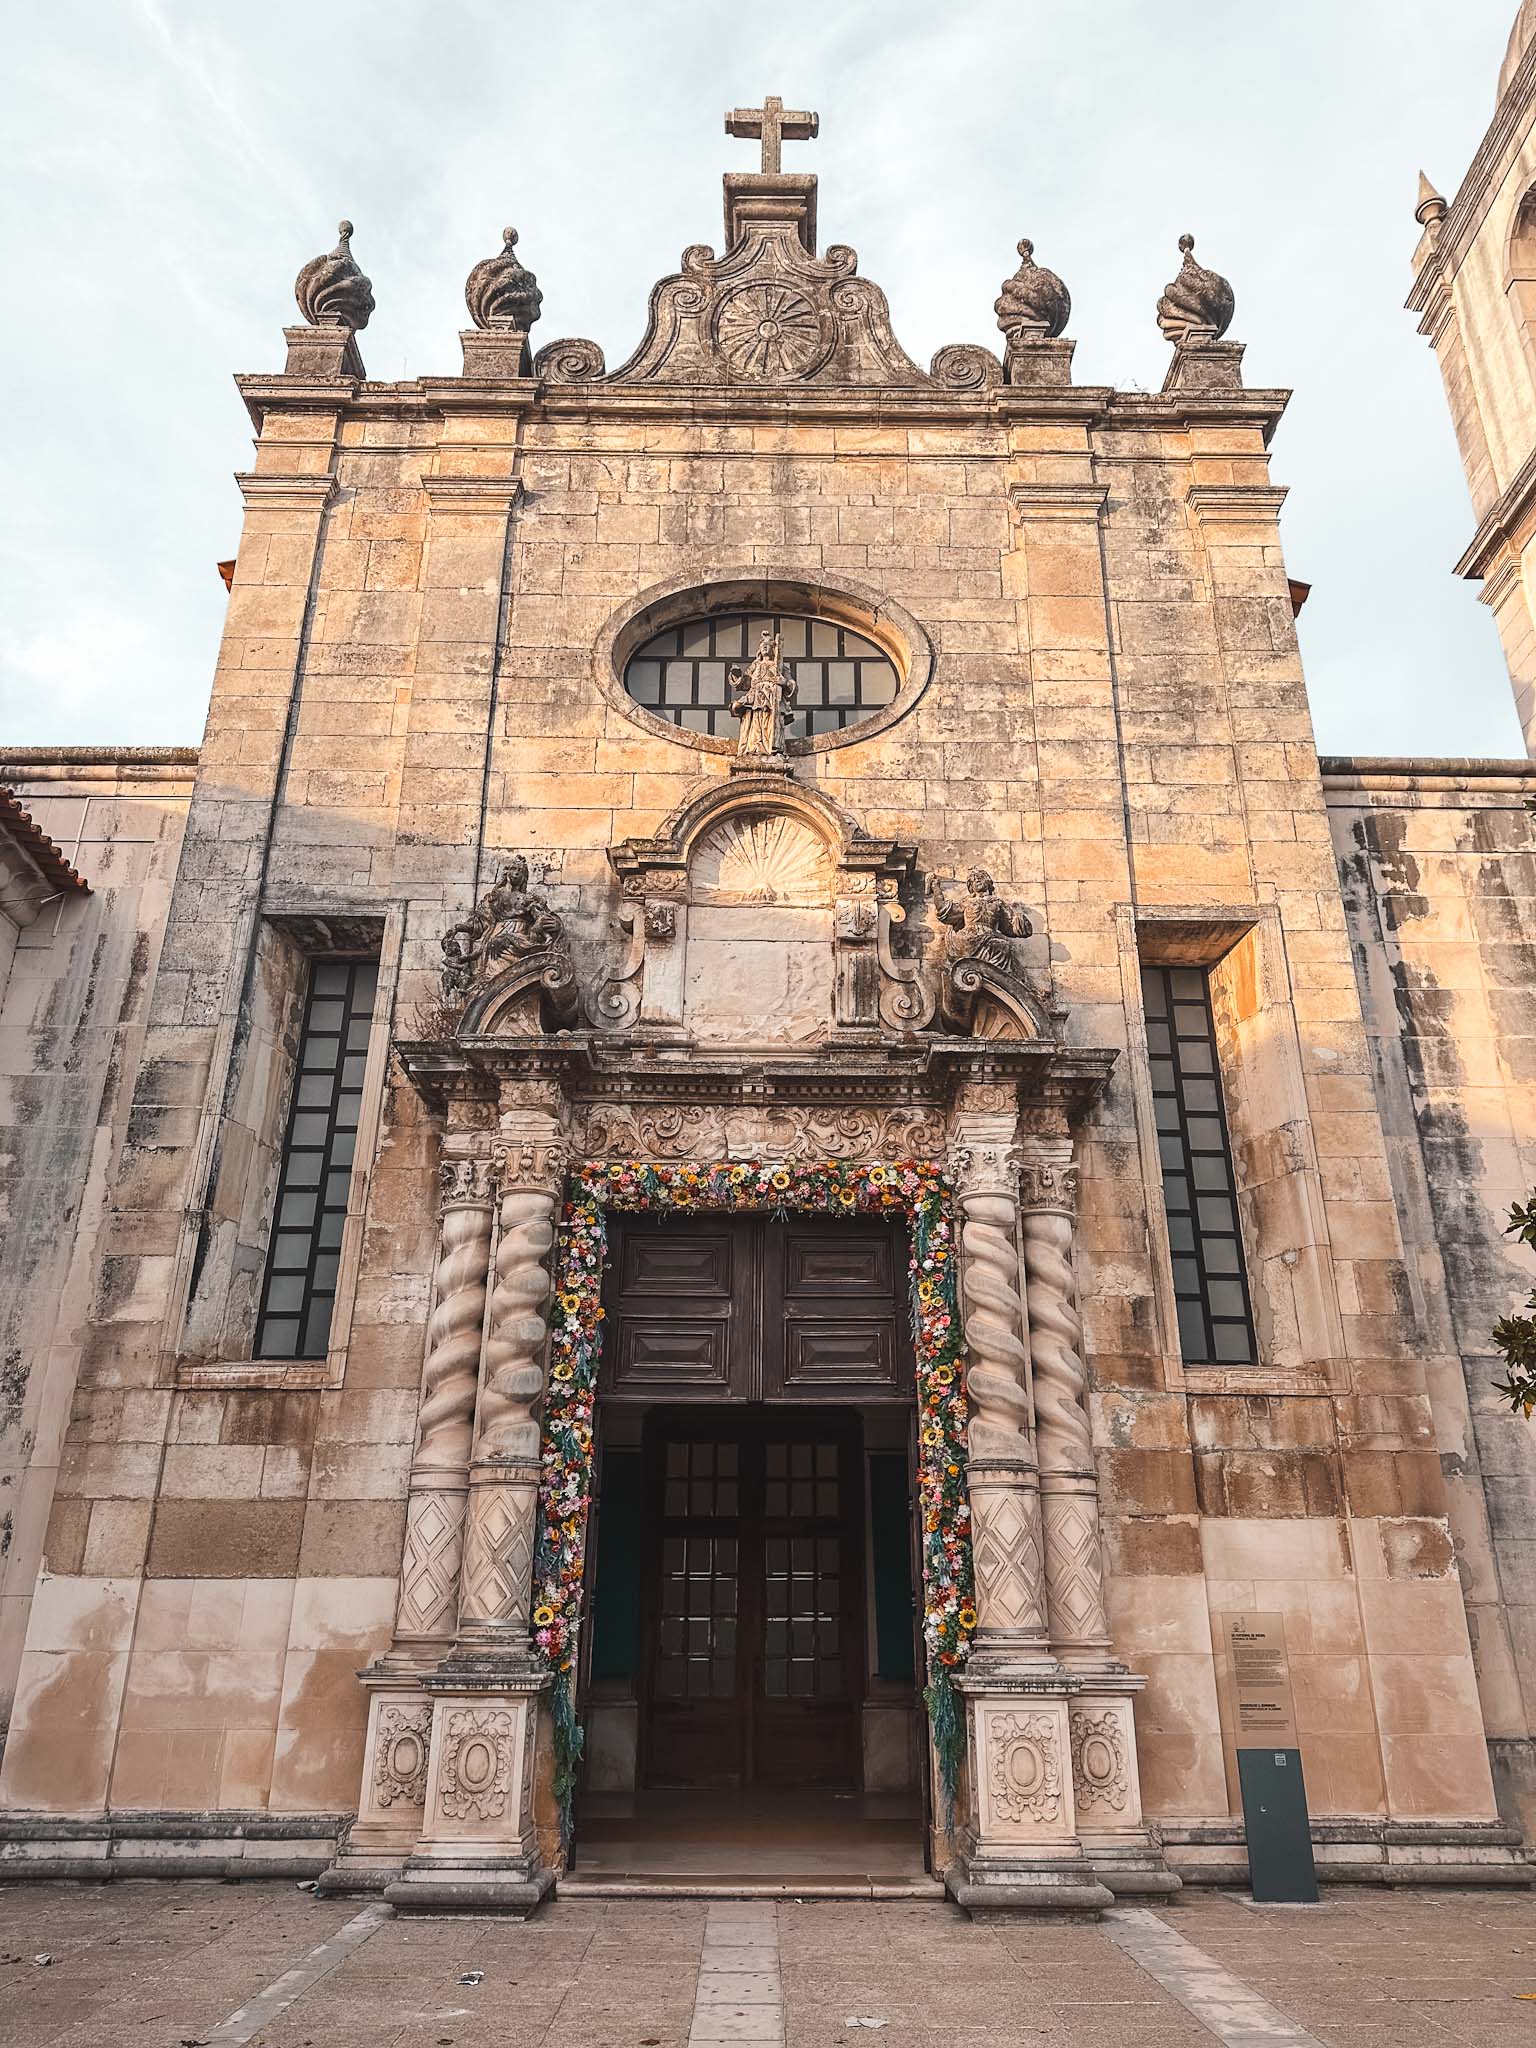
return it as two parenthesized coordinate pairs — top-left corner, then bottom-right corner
(728, 628), (798, 762)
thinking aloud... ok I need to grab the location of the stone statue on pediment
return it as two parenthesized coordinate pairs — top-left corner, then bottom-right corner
(440, 855), (568, 1001)
(935, 867), (1032, 970)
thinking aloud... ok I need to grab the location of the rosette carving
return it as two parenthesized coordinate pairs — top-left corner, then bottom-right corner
(465, 226), (543, 331)
(294, 220), (374, 330)
(1156, 233), (1235, 345)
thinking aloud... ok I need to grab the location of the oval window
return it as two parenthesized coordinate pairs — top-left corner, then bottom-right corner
(622, 611), (900, 741)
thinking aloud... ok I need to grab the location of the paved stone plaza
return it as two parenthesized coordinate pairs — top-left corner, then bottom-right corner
(0, 1882), (1528, 2048)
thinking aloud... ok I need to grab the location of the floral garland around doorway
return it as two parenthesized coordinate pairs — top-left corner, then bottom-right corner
(533, 1158), (976, 1835)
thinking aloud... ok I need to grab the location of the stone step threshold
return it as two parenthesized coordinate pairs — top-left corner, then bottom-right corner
(561, 1874), (945, 1900)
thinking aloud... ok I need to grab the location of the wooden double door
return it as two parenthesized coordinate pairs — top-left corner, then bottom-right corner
(600, 1214), (915, 1791)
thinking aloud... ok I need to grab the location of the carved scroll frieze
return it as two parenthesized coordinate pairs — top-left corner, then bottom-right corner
(576, 1101), (947, 1162)
(588, 893), (679, 1032)
(373, 1703), (432, 1810)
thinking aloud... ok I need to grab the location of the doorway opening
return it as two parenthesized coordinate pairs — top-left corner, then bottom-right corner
(571, 1211), (932, 1887)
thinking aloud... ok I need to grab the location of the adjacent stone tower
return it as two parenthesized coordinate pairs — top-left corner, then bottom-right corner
(1410, 1), (1536, 750)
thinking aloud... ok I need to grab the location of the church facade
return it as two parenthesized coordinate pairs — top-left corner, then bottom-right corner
(1, 69), (1535, 1908)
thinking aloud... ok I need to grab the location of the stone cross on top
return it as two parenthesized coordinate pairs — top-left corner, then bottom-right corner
(725, 95), (819, 174)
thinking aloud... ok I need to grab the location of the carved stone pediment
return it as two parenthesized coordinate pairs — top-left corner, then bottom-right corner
(539, 224), (1002, 394)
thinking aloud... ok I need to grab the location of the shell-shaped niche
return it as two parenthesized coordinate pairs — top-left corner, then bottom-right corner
(689, 812), (833, 906)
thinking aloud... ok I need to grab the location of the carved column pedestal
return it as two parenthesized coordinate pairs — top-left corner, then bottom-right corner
(385, 1666), (553, 1914)
(1020, 1116), (1177, 1900)
(327, 1146), (497, 1888)
(946, 1107), (1106, 1914)
(386, 1112), (565, 1912)
(952, 1675), (1112, 1916)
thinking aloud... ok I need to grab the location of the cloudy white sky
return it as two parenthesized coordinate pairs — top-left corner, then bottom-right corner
(2, 0), (1526, 755)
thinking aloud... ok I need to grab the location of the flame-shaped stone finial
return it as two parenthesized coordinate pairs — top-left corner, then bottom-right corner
(465, 227), (544, 332)
(294, 220), (375, 331)
(1156, 233), (1234, 346)
(995, 238), (1071, 343)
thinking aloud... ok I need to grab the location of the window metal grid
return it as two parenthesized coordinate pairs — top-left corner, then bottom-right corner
(255, 957), (378, 1360)
(623, 611), (899, 740)
(657, 1441), (739, 1701)
(1141, 963), (1258, 1365)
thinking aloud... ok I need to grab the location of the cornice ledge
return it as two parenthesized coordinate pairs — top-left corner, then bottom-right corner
(1104, 387), (1291, 444)
(1454, 444), (1536, 580)
(421, 476), (525, 512)
(1008, 481), (1109, 523)
(1185, 484), (1289, 528)
(234, 472), (339, 511)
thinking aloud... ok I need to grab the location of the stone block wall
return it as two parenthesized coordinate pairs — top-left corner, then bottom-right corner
(1328, 755), (1536, 1836)
(0, 750), (193, 1748)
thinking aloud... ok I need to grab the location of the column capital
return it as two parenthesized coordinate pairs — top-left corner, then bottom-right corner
(493, 1138), (568, 1197)
(950, 1141), (1022, 1199)
(1017, 1154), (1077, 1216)
(439, 1155), (498, 1211)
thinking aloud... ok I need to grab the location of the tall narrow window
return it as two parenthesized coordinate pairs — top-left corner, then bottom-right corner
(255, 957), (377, 1359)
(1141, 964), (1257, 1365)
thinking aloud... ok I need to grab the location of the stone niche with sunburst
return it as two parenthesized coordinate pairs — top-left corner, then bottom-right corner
(685, 811), (836, 1043)
(603, 776), (928, 1048)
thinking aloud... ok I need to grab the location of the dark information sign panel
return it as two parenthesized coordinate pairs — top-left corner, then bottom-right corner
(1219, 1612), (1319, 1904)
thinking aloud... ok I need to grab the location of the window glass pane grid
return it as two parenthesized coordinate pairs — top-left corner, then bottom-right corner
(1140, 963), (1258, 1366)
(624, 613), (899, 739)
(255, 959), (377, 1360)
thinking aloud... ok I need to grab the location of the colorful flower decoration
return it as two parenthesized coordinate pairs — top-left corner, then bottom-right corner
(533, 1158), (975, 1833)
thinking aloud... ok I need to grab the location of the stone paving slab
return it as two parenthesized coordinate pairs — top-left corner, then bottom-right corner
(0, 1882), (1527, 2045)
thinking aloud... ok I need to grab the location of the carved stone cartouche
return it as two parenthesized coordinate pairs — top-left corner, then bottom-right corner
(1156, 233), (1235, 345)
(294, 220), (375, 331)
(465, 227), (544, 332)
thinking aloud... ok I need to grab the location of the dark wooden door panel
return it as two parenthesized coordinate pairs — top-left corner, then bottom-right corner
(783, 1230), (897, 1295)
(781, 1319), (899, 1393)
(621, 1230), (737, 1295)
(612, 1318), (732, 1395)
(764, 1219), (913, 1402)
(603, 1217), (752, 1399)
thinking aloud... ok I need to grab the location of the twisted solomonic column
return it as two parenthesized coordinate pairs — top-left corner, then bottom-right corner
(393, 1153), (497, 1648)
(457, 1137), (567, 1641)
(1019, 1124), (1113, 1667)
(953, 1140), (1051, 1667)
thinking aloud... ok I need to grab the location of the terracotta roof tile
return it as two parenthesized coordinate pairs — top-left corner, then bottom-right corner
(0, 785), (89, 894)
